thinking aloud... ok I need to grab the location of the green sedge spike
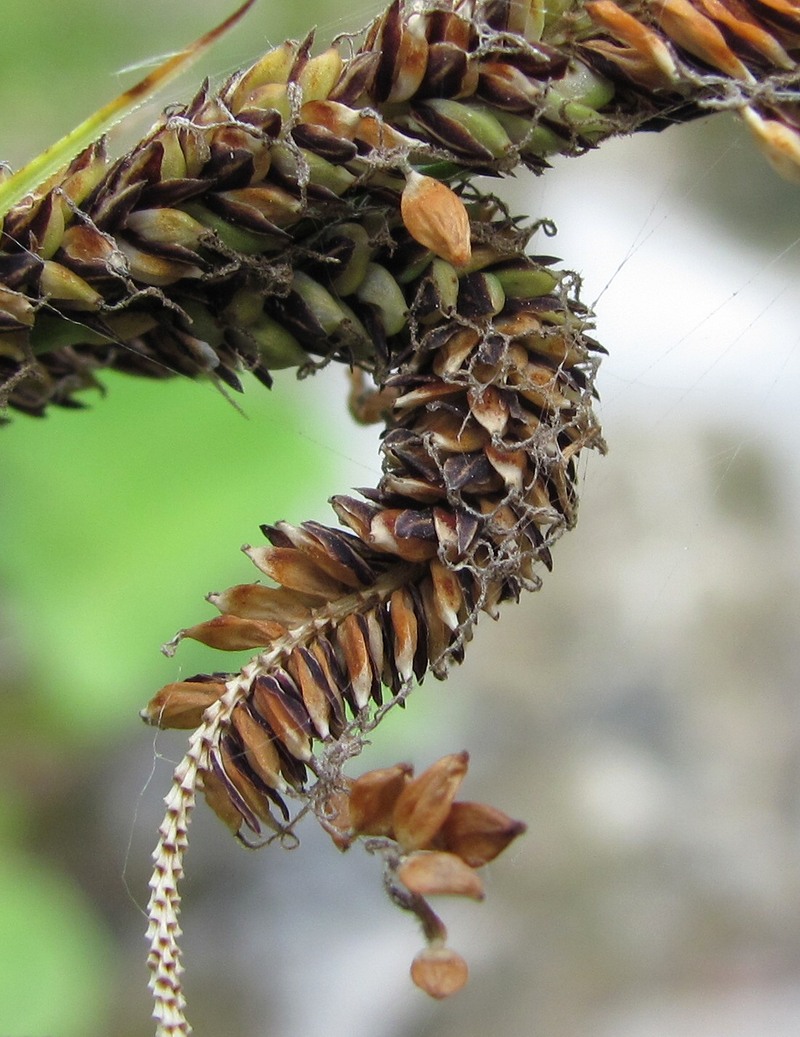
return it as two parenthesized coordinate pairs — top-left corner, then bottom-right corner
(0, 0), (257, 220)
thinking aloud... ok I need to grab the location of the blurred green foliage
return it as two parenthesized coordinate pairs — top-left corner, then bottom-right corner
(1, 373), (329, 740)
(0, 852), (113, 1037)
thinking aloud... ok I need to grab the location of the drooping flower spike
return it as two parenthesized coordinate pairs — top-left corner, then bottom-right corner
(142, 195), (603, 1032)
(1, 2), (797, 1035)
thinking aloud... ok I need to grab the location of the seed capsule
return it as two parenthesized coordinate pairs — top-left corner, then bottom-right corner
(477, 59), (543, 113)
(741, 107), (800, 185)
(240, 313), (309, 369)
(270, 144), (356, 196)
(388, 588), (419, 684)
(412, 99), (513, 159)
(124, 207), (207, 249)
(466, 385), (509, 436)
(207, 583), (314, 624)
(336, 612), (376, 709)
(38, 261), (102, 310)
(326, 222), (373, 296)
(214, 184), (303, 228)
(218, 737), (281, 834)
(584, 1), (680, 88)
(355, 263), (408, 336)
(298, 48), (344, 102)
(371, 0), (428, 102)
(284, 646), (333, 738)
(230, 42), (298, 110)
(658, 0), (754, 80)
(493, 262), (559, 298)
(410, 945), (469, 999)
(57, 141), (109, 207)
(288, 270), (370, 349)
(368, 509), (438, 561)
(400, 172), (471, 267)
(182, 202), (279, 255)
(428, 558), (465, 633)
(115, 237), (203, 286)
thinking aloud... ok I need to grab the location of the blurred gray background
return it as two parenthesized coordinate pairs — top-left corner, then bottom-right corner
(1, 2), (799, 1036)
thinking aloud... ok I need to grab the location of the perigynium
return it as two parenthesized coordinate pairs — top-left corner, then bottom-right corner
(0, 2), (797, 1035)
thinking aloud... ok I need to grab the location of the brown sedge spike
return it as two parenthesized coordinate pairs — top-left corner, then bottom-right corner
(142, 189), (604, 1034)
(0, 0), (797, 416)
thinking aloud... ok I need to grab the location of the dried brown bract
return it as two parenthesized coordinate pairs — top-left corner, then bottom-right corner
(316, 752), (524, 994)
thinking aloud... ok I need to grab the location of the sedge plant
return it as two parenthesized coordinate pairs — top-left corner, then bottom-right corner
(0, 1), (798, 1034)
